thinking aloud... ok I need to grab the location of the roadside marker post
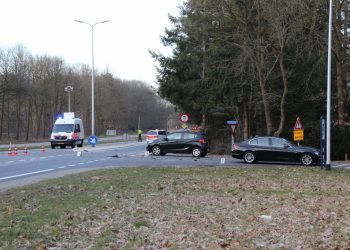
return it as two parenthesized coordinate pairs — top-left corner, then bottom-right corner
(7, 146), (12, 156)
(41, 145), (45, 153)
(23, 146), (28, 155)
(13, 146), (18, 156)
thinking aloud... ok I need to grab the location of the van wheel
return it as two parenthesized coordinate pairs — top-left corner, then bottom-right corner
(77, 140), (84, 147)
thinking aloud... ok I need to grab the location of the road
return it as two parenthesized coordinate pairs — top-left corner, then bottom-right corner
(1, 141), (349, 192)
(0, 141), (238, 192)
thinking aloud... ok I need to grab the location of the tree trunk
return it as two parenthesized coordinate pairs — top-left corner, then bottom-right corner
(243, 104), (249, 139)
(274, 54), (288, 136)
(256, 60), (273, 135)
(335, 58), (345, 126)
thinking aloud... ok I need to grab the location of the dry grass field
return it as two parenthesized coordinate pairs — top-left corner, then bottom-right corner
(1, 166), (350, 249)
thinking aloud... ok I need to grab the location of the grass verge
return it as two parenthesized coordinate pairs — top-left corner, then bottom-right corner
(1, 166), (350, 249)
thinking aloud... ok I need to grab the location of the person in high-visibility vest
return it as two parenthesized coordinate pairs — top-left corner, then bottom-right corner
(138, 129), (142, 142)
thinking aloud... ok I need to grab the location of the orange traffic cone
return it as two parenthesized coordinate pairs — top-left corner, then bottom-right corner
(7, 146), (12, 156)
(23, 146), (28, 155)
(13, 146), (18, 156)
(41, 145), (45, 153)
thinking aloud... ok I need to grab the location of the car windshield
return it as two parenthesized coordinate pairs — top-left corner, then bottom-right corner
(52, 124), (74, 133)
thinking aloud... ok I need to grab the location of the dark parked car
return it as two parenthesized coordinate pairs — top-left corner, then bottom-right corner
(147, 130), (208, 157)
(232, 136), (320, 166)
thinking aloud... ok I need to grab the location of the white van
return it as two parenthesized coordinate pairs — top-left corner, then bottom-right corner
(50, 112), (84, 149)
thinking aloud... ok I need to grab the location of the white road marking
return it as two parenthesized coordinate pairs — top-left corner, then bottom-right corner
(68, 164), (76, 167)
(57, 166), (66, 169)
(0, 169), (54, 180)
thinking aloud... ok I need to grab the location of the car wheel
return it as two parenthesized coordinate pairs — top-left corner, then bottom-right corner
(60, 145), (66, 149)
(51, 145), (55, 149)
(151, 145), (161, 156)
(301, 153), (313, 166)
(243, 151), (256, 164)
(192, 147), (202, 157)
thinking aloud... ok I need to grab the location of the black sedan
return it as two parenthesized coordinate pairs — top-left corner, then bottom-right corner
(232, 136), (320, 166)
(147, 130), (208, 157)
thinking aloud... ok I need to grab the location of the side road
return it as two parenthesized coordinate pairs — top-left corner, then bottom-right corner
(0, 134), (138, 149)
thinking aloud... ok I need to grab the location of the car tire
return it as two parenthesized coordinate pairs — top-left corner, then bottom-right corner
(243, 151), (256, 164)
(192, 147), (203, 157)
(77, 140), (84, 147)
(51, 145), (55, 149)
(151, 145), (161, 156)
(301, 153), (313, 166)
(60, 145), (66, 149)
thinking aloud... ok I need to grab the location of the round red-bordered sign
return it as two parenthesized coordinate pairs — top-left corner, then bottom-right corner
(178, 113), (190, 123)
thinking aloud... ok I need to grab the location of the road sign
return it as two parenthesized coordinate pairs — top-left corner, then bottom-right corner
(181, 123), (188, 129)
(293, 117), (304, 141)
(294, 117), (303, 130)
(88, 135), (98, 147)
(293, 130), (304, 141)
(179, 113), (190, 124)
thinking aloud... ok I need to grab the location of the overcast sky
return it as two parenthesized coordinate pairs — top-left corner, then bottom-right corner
(0, 0), (183, 85)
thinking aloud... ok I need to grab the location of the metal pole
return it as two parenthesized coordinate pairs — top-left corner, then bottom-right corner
(326, 0), (333, 170)
(91, 25), (95, 136)
(74, 20), (110, 136)
(68, 91), (71, 112)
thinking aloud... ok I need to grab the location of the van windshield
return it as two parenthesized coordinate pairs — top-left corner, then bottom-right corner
(52, 124), (74, 133)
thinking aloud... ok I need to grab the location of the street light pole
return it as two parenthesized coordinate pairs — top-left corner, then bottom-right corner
(326, 0), (333, 170)
(64, 86), (73, 112)
(74, 19), (110, 136)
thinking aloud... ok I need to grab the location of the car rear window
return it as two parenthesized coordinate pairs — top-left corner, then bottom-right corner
(147, 130), (157, 135)
(158, 131), (167, 135)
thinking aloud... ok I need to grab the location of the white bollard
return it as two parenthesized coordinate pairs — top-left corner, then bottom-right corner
(220, 158), (225, 164)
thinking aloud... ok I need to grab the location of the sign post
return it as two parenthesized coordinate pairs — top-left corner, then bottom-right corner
(320, 116), (326, 169)
(227, 120), (238, 151)
(293, 117), (304, 145)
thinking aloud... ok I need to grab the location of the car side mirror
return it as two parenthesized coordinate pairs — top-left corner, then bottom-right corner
(283, 144), (290, 149)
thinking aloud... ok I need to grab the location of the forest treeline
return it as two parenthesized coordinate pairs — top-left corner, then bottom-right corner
(153, 0), (350, 159)
(0, 45), (172, 142)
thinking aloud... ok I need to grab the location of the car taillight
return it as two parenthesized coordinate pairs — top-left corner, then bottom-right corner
(233, 144), (238, 150)
(199, 138), (205, 144)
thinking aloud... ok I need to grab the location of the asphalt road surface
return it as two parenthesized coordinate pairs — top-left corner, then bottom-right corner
(0, 141), (239, 191)
(0, 141), (349, 192)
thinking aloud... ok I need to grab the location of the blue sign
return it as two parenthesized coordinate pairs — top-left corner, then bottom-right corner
(227, 120), (238, 125)
(88, 135), (98, 147)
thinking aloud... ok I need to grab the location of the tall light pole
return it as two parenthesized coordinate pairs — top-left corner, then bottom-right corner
(74, 19), (110, 136)
(326, 0), (333, 170)
(64, 86), (73, 112)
